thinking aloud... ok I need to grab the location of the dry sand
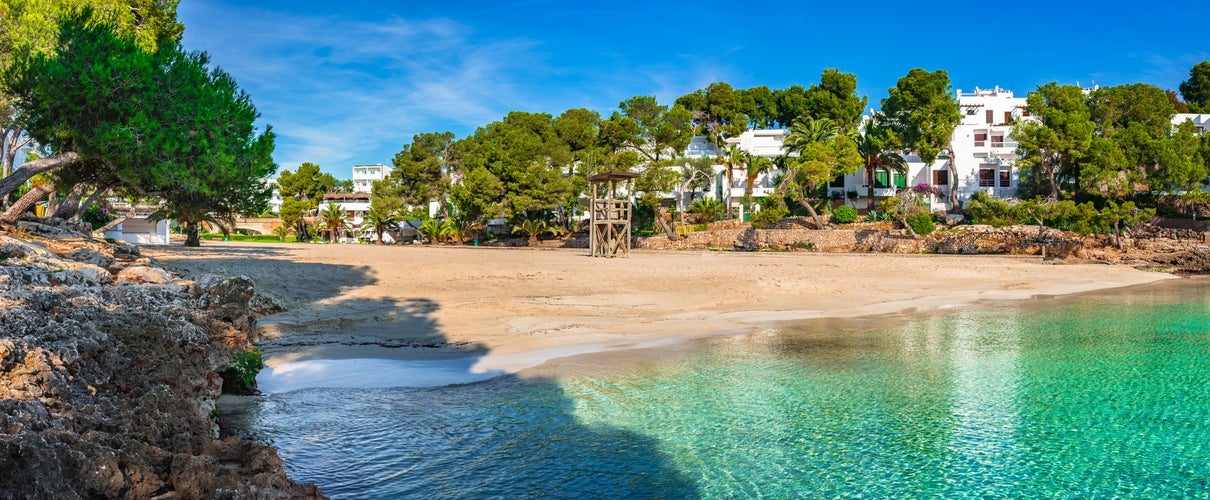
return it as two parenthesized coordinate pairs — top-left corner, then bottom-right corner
(147, 241), (1176, 383)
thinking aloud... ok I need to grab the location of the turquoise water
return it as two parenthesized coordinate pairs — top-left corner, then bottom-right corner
(228, 280), (1210, 498)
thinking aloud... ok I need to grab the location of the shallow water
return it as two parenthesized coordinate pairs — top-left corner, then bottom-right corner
(226, 280), (1210, 498)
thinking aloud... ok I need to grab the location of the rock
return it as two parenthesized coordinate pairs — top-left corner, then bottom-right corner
(115, 266), (174, 285)
(945, 214), (965, 226)
(62, 247), (115, 268)
(0, 233), (324, 498)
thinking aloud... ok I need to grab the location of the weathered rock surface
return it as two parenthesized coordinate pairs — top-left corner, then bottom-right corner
(0, 228), (323, 499)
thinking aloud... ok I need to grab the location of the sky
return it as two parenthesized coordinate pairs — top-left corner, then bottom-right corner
(178, 0), (1209, 181)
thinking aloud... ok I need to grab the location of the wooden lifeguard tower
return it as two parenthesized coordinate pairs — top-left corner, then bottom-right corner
(588, 171), (639, 258)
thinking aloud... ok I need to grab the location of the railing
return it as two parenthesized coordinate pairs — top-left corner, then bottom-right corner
(592, 200), (628, 222)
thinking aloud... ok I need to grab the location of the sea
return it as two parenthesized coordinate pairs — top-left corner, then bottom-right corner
(222, 278), (1210, 498)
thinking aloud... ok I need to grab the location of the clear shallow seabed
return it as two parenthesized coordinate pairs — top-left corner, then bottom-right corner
(226, 279), (1210, 498)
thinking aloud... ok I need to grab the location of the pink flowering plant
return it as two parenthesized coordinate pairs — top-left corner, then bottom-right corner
(910, 182), (943, 198)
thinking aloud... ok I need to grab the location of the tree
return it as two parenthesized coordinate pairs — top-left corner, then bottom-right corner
(511, 216), (548, 246)
(857, 114), (907, 210)
(1098, 200), (1154, 250)
(688, 197), (726, 223)
(881, 69), (962, 206)
(318, 202), (346, 243)
(778, 117), (862, 229)
(0, 0), (182, 182)
(376, 131), (455, 220)
(1179, 60), (1210, 113)
(331, 179), (354, 193)
(1012, 83), (1095, 201)
(742, 152), (774, 202)
(359, 200), (398, 244)
(1085, 84), (1178, 199)
(803, 69), (867, 132)
(6, 13), (274, 245)
(676, 82), (748, 156)
(271, 223), (293, 242)
(276, 162), (334, 240)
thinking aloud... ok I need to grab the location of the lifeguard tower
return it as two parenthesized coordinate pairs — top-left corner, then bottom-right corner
(588, 171), (639, 258)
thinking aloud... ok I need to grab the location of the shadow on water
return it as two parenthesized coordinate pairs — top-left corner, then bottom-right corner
(179, 247), (703, 497)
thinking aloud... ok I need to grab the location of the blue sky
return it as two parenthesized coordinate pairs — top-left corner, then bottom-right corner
(179, 0), (1208, 181)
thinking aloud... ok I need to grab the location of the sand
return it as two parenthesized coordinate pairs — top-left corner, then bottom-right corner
(146, 241), (1175, 390)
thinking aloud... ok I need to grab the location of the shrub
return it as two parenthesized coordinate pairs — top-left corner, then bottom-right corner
(966, 191), (1019, 227)
(907, 213), (936, 235)
(221, 348), (264, 395)
(751, 203), (789, 229)
(831, 205), (857, 224)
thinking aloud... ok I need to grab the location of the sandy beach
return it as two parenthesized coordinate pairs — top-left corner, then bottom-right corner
(147, 242), (1174, 389)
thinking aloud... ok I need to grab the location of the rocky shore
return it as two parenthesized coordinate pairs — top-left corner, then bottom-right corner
(0, 218), (322, 499)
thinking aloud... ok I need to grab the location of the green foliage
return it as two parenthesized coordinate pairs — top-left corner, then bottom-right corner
(8, 13), (275, 244)
(418, 217), (451, 243)
(359, 200), (399, 244)
(1179, 60), (1210, 114)
(750, 201), (788, 229)
(688, 197), (726, 223)
(377, 131), (455, 212)
(221, 348), (263, 395)
(511, 217), (550, 246)
(802, 68), (868, 132)
(907, 213), (936, 235)
(79, 203), (114, 230)
(880, 68), (961, 165)
(831, 205), (857, 224)
(779, 117), (862, 227)
(271, 223), (293, 242)
(1013, 83), (1095, 201)
(966, 191), (1020, 227)
(318, 202), (346, 242)
(865, 210), (893, 222)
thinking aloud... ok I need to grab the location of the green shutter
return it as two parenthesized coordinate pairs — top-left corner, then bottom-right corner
(875, 171), (889, 188)
(893, 173), (907, 188)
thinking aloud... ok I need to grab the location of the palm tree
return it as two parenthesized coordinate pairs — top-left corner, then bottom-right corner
(742, 152), (776, 201)
(718, 145), (745, 217)
(782, 117), (838, 152)
(418, 217), (450, 244)
(688, 197), (726, 223)
(780, 117), (844, 229)
(511, 217), (548, 246)
(359, 204), (399, 244)
(319, 202), (346, 243)
(271, 223), (294, 242)
(857, 118), (908, 214)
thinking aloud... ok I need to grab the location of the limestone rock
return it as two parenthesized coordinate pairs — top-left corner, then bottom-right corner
(115, 266), (174, 285)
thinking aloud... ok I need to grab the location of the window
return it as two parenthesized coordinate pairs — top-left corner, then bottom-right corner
(979, 168), (996, 187)
(893, 173), (907, 188)
(999, 167), (1012, 187)
(1004, 111), (1012, 124)
(933, 169), (949, 186)
(966, 108), (978, 116)
(875, 171), (890, 188)
(1198, 126), (1206, 133)
(985, 109), (994, 124)
(974, 133), (987, 147)
(991, 135), (1005, 147)
(829, 174), (845, 188)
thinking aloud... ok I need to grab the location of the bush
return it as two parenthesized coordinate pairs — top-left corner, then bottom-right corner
(907, 213), (936, 235)
(831, 205), (857, 224)
(751, 203), (789, 229)
(221, 348), (263, 395)
(966, 191), (1019, 227)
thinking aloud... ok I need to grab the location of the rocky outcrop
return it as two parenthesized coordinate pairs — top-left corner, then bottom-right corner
(0, 229), (323, 498)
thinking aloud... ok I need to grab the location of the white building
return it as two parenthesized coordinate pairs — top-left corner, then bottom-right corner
(102, 214), (170, 245)
(352, 163), (392, 193)
(1173, 113), (1210, 134)
(831, 86), (1028, 212)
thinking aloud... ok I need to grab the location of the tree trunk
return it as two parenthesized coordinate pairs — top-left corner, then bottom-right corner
(52, 184), (86, 219)
(72, 185), (108, 221)
(0, 185), (51, 223)
(0, 152), (78, 199)
(184, 220), (201, 247)
(866, 167), (877, 213)
(798, 199), (825, 230)
(1045, 154), (1059, 202)
(947, 140), (960, 209)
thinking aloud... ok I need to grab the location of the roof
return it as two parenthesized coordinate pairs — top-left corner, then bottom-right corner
(587, 171), (640, 183)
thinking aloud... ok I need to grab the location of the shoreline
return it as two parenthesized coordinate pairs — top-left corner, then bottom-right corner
(146, 242), (1177, 391)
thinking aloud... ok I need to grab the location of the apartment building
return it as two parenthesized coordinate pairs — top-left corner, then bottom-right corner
(352, 163), (392, 193)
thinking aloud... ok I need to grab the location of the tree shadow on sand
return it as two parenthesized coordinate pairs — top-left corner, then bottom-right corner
(222, 295), (701, 498)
